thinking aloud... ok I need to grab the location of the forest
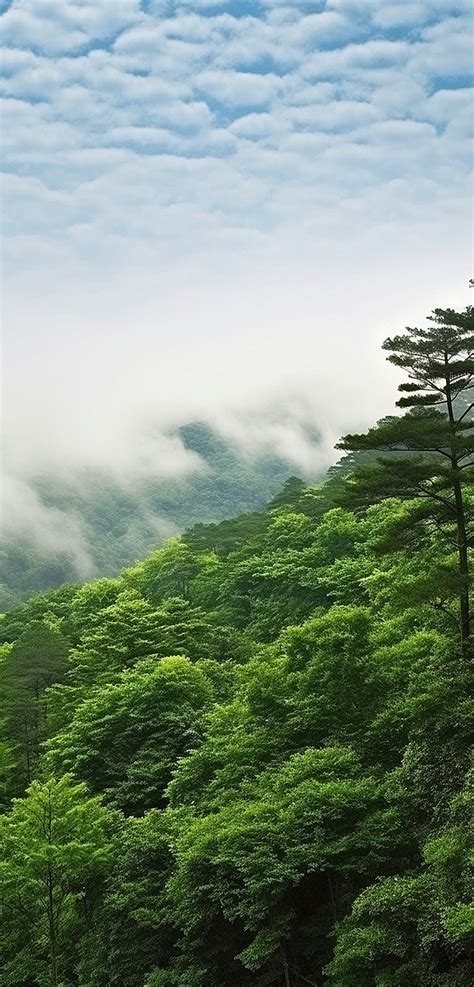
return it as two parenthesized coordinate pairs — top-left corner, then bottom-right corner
(0, 420), (320, 611)
(0, 307), (472, 986)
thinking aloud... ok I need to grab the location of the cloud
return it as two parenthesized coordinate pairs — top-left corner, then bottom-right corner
(284, 99), (380, 131)
(0, 0), (472, 545)
(216, 397), (338, 476)
(372, 1), (470, 29)
(326, 0), (469, 19)
(196, 68), (281, 107)
(0, 0), (141, 54)
(302, 39), (412, 81)
(1, 473), (95, 577)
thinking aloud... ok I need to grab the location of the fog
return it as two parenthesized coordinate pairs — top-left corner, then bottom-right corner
(4, 228), (469, 484)
(2, 228), (470, 564)
(1, 0), (471, 568)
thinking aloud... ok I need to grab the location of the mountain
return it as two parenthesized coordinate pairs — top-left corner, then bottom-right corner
(0, 420), (323, 609)
(0, 448), (471, 986)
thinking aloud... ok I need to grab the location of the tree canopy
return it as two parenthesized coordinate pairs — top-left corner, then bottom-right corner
(0, 306), (472, 986)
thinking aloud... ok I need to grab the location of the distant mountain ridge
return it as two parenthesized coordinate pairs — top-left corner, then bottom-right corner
(0, 420), (323, 609)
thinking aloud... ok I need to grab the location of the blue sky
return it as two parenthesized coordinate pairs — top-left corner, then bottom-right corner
(1, 0), (473, 493)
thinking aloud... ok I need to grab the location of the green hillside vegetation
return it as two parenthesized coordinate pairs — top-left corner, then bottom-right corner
(0, 421), (320, 610)
(0, 307), (472, 986)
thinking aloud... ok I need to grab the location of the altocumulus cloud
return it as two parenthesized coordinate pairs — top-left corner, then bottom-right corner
(1, 0), (472, 513)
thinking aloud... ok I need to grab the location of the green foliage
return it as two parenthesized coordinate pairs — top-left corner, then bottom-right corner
(327, 770), (474, 986)
(76, 810), (177, 986)
(1, 309), (472, 985)
(167, 747), (389, 984)
(337, 307), (474, 655)
(0, 775), (113, 986)
(0, 622), (69, 794)
(46, 656), (213, 813)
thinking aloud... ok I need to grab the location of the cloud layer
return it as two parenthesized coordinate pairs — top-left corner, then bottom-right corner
(1, 0), (472, 508)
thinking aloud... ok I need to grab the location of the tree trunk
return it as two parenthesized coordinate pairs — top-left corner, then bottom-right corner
(281, 946), (291, 987)
(327, 872), (338, 924)
(452, 472), (471, 656)
(47, 865), (59, 987)
(24, 720), (31, 783)
(46, 787), (59, 987)
(445, 359), (471, 657)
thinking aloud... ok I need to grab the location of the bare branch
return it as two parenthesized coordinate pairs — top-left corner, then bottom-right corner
(416, 483), (457, 513)
(455, 403), (474, 426)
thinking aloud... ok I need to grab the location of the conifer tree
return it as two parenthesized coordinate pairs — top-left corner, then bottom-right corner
(337, 307), (473, 656)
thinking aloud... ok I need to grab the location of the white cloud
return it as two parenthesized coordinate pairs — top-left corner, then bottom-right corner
(196, 68), (282, 107)
(0, 0), (141, 54)
(0, 0), (472, 526)
(285, 99), (380, 131)
(303, 39), (411, 80)
(229, 111), (287, 139)
(287, 10), (358, 46)
(414, 17), (473, 77)
(2, 473), (94, 577)
(327, 0), (469, 19)
(423, 87), (472, 123)
(370, 2), (468, 29)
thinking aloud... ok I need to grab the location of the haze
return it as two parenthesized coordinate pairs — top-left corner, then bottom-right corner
(1, 0), (472, 513)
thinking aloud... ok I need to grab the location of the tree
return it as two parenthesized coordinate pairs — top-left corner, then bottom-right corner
(0, 775), (113, 986)
(77, 810), (177, 987)
(66, 588), (169, 686)
(337, 307), (474, 657)
(46, 656), (213, 813)
(0, 622), (68, 791)
(168, 747), (395, 986)
(127, 541), (203, 605)
(268, 476), (307, 510)
(327, 769), (474, 986)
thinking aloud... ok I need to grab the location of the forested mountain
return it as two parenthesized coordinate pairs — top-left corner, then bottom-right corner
(1, 421), (322, 610)
(0, 308), (473, 986)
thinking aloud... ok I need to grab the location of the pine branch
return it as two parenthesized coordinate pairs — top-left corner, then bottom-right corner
(455, 403), (474, 426)
(416, 483), (457, 513)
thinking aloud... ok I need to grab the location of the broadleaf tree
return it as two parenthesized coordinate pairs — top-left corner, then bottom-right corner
(0, 775), (113, 987)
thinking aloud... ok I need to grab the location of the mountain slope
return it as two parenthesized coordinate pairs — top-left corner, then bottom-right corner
(1, 421), (322, 608)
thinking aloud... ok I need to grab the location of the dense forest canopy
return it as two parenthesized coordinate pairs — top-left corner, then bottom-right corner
(0, 307), (473, 986)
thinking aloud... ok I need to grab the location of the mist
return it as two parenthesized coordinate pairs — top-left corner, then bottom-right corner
(1, 0), (472, 570)
(2, 233), (470, 567)
(4, 232), (469, 483)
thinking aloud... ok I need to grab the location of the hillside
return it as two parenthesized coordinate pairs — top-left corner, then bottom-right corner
(0, 307), (472, 986)
(1, 459), (472, 986)
(0, 421), (322, 609)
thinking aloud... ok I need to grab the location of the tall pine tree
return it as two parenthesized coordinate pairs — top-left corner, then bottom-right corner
(337, 307), (473, 656)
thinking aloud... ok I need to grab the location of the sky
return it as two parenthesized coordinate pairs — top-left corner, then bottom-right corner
(1, 0), (473, 526)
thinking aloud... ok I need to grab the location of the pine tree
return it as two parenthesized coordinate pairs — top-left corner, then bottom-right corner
(337, 307), (474, 656)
